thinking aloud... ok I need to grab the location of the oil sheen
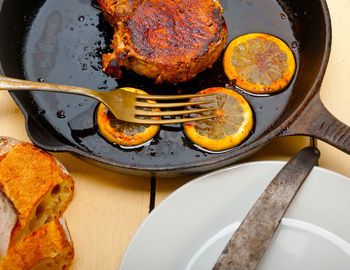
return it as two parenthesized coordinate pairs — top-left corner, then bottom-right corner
(22, 0), (299, 169)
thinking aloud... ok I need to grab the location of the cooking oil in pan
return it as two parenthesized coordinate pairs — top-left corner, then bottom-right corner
(21, 0), (299, 168)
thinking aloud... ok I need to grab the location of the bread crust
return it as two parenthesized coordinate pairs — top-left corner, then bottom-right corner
(0, 137), (19, 162)
(0, 218), (74, 270)
(0, 137), (74, 249)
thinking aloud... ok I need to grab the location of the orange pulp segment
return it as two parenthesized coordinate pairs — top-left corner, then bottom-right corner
(223, 33), (296, 94)
(183, 87), (253, 151)
(96, 87), (160, 146)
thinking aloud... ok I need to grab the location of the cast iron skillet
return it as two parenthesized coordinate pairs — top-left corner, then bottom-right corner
(0, 0), (348, 177)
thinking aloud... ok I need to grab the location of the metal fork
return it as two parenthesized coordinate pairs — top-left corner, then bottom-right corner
(0, 75), (216, 124)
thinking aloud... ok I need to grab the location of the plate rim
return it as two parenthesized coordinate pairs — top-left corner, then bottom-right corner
(119, 160), (350, 269)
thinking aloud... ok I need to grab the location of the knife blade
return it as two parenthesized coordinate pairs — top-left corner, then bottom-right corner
(212, 146), (320, 270)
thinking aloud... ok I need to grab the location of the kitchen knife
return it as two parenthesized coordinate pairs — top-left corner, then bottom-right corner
(212, 146), (320, 270)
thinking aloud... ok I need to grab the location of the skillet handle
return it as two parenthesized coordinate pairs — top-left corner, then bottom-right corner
(281, 92), (350, 154)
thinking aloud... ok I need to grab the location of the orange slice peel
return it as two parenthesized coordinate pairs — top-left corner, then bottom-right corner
(184, 87), (253, 151)
(223, 33), (296, 94)
(96, 87), (160, 146)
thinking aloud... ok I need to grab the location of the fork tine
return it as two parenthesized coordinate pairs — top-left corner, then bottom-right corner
(135, 92), (216, 100)
(109, 88), (218, 124)
(130, 116), (215, 125)
(135, 107), (215, 117)
(135, 99), (215, 108)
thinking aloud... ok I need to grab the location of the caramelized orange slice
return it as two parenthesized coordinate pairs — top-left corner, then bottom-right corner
(223, 33), (296, 94)
(184, 87), (253, 151)
(96, 87), (160, 146)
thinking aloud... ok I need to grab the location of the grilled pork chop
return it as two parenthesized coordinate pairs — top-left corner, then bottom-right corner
(98, 0), (227, 84)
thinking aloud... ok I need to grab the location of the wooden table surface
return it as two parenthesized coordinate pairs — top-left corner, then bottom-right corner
(1, 0), (350, 269)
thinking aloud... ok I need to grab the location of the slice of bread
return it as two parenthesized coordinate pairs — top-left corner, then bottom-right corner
(0, 190), (17, 258)
(0, 136), (74, 256)
(0, 218), (74, 270)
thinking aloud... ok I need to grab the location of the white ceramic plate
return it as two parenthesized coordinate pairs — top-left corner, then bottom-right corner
(119, 162), (350, 270)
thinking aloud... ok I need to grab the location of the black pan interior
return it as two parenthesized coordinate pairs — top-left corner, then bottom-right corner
(0, 0), (329, 175)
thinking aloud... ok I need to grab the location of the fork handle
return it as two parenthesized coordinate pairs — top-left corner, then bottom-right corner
(0, 75), (103, 103)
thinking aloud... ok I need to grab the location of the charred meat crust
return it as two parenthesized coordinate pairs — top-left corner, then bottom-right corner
(98, 0), (143, 23)
(126, 1), (225, 62)
(99, 0), (228, 84)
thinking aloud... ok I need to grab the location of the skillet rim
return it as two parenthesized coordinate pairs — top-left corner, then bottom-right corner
(3, 0), (332, 176)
